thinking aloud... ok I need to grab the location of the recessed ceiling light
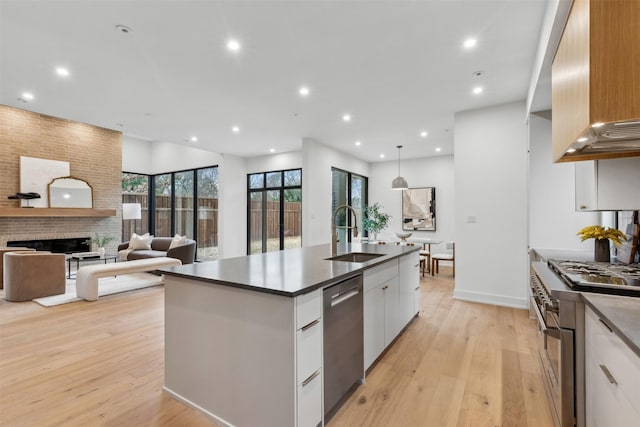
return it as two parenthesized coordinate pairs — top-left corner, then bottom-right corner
(270, 148), (275, 153)
(232, 126), (240, 133)
(115, 24), (132, 34)
(298, 86), (310, 97)
(463, 38), (477, 49)
(22, 92), (34, 100)
(567, 148), (577, 153)
(190, 136), (198, 142)
(592, 122), (605, 128)
(472, 86), (484, 95)
(55, 67), (70, 77)
(342, 114), (351, 122)
(577, 137), (588, 143)
(379, 154), (385, 159)
(355, 140), (361, 146)
(435, 147), (442, 152)
(226, 39), (241, 52)
(420, 131), (428, 138)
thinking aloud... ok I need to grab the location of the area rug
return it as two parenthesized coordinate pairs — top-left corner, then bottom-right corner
(33, 273), (164, 306)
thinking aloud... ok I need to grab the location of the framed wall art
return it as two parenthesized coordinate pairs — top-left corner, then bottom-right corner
(402, 187), (435, 231)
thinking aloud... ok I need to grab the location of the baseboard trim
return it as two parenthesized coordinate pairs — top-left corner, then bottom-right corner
(453, 289), (528, 309)
(163, 386), (235, 427)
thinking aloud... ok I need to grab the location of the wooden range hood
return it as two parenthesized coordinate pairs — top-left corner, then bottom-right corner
(552, 0), (640, 162)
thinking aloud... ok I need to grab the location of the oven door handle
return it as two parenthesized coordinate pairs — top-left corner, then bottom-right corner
(531, 296), (561, 339)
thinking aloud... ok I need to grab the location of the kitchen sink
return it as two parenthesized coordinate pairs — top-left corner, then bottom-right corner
(325, 252), (384, 263)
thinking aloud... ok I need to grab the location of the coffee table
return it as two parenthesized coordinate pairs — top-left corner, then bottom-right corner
(67, 254), (117, 279)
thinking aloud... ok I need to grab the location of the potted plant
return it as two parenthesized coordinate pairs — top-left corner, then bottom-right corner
(576, 225), (626, 263)
(86, 233), (114, 257)
(362, 203), (391, 241)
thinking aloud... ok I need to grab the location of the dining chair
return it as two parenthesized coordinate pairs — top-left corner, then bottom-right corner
(431, 242), (455, 277)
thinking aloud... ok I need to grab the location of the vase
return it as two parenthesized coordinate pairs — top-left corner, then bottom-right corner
(594, 239), (610, 263)
(98, 247), (106, 257)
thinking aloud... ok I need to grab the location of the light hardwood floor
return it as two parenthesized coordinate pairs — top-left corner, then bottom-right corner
(0, 267), (553, 426)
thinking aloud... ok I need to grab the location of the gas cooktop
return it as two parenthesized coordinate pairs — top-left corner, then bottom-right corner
(548, 260), (640, 295)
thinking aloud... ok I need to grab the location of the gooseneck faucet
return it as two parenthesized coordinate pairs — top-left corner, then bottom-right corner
(332, 204), (359, 256)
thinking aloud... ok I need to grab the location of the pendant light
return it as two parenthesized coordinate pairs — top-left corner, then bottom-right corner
(391, 145), (409, 190)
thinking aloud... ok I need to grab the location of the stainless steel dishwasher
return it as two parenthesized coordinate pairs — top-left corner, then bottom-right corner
(323, 274), (364, 420)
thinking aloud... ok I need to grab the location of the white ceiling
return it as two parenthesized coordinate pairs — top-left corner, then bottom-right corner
(0, 0), (548, 162)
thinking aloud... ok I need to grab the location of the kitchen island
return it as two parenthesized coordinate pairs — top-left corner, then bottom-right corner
(159, 243), (420, 427)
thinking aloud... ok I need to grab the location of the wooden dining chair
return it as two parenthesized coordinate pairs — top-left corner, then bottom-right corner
(431, 242), (455, 277)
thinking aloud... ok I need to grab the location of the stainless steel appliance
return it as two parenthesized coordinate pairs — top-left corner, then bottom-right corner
(323, 274), (364, 420)
(530, 260), (640, 427)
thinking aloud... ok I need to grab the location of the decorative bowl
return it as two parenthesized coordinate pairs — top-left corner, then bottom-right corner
(395, 232), (412, 241)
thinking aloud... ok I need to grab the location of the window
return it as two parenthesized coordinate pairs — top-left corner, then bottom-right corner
(331, 168), (368, 242)
(121, 173), (150, 242)
(248, 168), (302, 254)
(122, 166), (218, 260)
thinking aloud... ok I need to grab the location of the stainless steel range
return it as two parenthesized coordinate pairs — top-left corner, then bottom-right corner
(548, 260), (640, 294)
(530, 260), (640, 427)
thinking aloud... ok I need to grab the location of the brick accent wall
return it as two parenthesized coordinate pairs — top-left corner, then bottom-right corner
(0, 105), (123, 253)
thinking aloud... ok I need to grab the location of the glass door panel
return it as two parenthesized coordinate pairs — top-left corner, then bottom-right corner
(266, 190), (281, 252)
(175, 171), (194, 238)
(197, 167), (218, 260)
(249, 192), (264, 254)
(284, 189), (302, 249)
(154, 174), (172, 237)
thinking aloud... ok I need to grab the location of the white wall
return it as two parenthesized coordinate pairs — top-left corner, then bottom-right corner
(122, 135), (153, 174)
(302, 139), (369, 246)
(246, 151), (302, 174)
(453, 101), (529, 309)
(218, 154), (247, 259)
(528, 115), (598, 250)
(369, 155), (454, 244)
(122, 136), (223, 174)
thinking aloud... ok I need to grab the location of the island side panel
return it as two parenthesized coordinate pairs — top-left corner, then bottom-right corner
(164, 275), (296, 427)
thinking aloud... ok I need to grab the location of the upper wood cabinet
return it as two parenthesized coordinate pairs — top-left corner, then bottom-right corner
(552, 0), (640, 162)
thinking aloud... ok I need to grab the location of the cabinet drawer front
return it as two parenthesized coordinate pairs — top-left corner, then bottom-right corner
(364, 261), (398, 292)
(586, 308), (640, 409)
(297, 319), (322, 384)
(296, 289), (322, 330)
(297, 368), (322, 427)
(586, 345), (640, 427)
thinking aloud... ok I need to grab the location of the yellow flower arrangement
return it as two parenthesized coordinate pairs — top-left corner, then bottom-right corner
(576, 225), (626, 247)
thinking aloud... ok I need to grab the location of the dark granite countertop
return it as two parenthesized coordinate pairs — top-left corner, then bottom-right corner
(158, 243), (419, 297)
(582, 293), (640, 359)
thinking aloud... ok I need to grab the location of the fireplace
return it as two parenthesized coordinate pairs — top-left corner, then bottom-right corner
(7, 237), (90, 254)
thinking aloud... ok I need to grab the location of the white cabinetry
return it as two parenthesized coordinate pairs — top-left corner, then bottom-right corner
(585, 306), (640, 427)
(363, 261), (398, 370)
(295, 289), (323, 427)
(399, 252), (420, 326)
(575, 157), (640, 211)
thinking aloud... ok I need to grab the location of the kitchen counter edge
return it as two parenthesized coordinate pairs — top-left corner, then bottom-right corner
(158, 243), (420, 298)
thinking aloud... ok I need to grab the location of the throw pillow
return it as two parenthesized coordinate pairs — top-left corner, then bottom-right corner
(168, 234), (187, 250)
(128, 233), (153, 250)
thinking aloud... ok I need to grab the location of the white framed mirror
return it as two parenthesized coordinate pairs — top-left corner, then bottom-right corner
(48, 176), (93, 208)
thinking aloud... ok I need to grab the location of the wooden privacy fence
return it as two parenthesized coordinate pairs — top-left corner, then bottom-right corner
(249, 201), (302, 240)
(122, 195), (301, 244)
(122, 194), (218, 245)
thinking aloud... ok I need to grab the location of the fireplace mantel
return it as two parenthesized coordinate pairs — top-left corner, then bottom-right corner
(0, 207), (116, 217)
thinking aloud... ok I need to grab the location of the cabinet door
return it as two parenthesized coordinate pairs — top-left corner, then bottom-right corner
(575, 161), (597, 211)
(384, 278), (400, 346)
(399, 253), (420, 327)
(364, 285), (385, 370)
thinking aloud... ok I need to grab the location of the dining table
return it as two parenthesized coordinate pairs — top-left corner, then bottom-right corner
(406, 238), (443, 275)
